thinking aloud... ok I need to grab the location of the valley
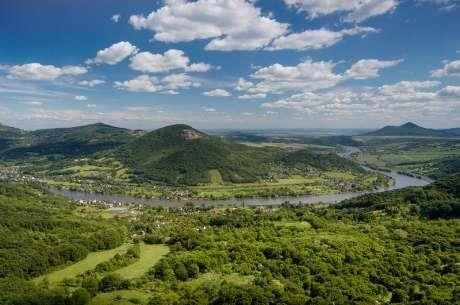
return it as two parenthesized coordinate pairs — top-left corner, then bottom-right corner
(0, 123), (391, 201)
(0, 122), (458, 305)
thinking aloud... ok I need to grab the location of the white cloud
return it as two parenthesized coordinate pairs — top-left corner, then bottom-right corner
(248, 59), (342, 93)
(114, 73), (200, 93)
(235, 78), (254, 91)
(344, 59), (402, 79)
(111, 14), (121, 23)
(130, 49), (189, 73)
(185, 62), (213, 72)
(284, 0), (398, 23)
(74, 95), (88, 101)
(202, 106), (217, 112)
(7, 63), (87, 81)
(261, 81), (449, 119)
(238, 93), (266, 100)
(161, 73), (200, 90)
(130, 49), (212, 74)
(86, 41), (138, 65)
(78, 79), (106, 87)
(129, 0), (288, 51)
(203, 89), (231, 97)
(268, 26), (378, 51)
(87, 104), (97, 108)
(114, 75), (161, 92)
(437, 85), (460, 97)
(431, 60), (460, 77)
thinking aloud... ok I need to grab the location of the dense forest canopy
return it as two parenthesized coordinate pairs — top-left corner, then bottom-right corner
(0, 174), (459, 305)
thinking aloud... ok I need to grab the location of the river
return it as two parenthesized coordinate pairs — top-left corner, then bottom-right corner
(49, 146), (431, 207)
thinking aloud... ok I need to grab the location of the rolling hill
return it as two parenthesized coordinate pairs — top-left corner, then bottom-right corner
(0, 123), (140, 159)
(115, 124), (363, 186)
(0, 122), (370, 187)
(363, 122), (459, 137)
(0, 123), (24, 151)
(337, 174), (460, 219)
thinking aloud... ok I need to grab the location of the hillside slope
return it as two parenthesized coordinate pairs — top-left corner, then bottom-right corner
(116, 124), (276, 185)
(1, 123), (139, 159)
(337, 174), (460, 219)
(0, 123), (24, 151)
(115, 124), (365, 186)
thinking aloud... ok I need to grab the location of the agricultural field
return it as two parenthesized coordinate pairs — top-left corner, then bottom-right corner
(34, 243), (132, 285)
(115, 244), (170, 279)
(191, 171), (383, 199)
(353, 137), (460, 178)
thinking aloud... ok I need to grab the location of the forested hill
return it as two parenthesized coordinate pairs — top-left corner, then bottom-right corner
(115, 124), (278, 185)
(0, 182), (126, 280)
(337, 174), (460, 219)
(115, 124), (364, 186)
(0, 122), (141, 158)
(363, 122), (458, 137)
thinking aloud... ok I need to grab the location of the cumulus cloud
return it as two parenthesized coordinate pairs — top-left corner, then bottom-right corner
(283, 0), (398, 23)
(7, 63), (87, 81)
(344, 59), (403, 79)
(111, 14), (121, 23)
(78, 79), (106, 87)
(235, 78), (254, 91)
(74, 95), (88, 101)
(437, 85), (460, 96)
(247, 59), (342, 94)
(261, 80), (452, 120)
(161, 73), (201, 90)
(114, 75), (161, 92)
(185, 62), (213, 72)
(431, 60), (460, 77)
(130, 49), (212, 73)
(129, 0), (288, 51)
(203, 89), (231, 97)
(267, 26), (378, 51)
(86, 41), (138, 65)
(114, 73), (200, 93)
(130, 49), (189, 73)
(235, 58), (407, 99)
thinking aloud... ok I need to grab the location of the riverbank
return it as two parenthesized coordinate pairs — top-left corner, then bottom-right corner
(49, 166), (430, 208)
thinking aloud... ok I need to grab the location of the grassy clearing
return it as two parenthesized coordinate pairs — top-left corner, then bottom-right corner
(192, 171), (373, 199)
(89, 290), (151, 305)
(115, 243), (169, 279)
(34, 243), (131, 285)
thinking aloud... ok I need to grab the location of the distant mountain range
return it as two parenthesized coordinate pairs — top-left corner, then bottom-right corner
(363, 122), (460, 137)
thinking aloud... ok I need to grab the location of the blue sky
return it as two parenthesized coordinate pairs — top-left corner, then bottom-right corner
(0, 0), (459, 130)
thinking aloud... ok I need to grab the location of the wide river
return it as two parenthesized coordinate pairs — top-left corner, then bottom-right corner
(49, 146), (431, 208)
